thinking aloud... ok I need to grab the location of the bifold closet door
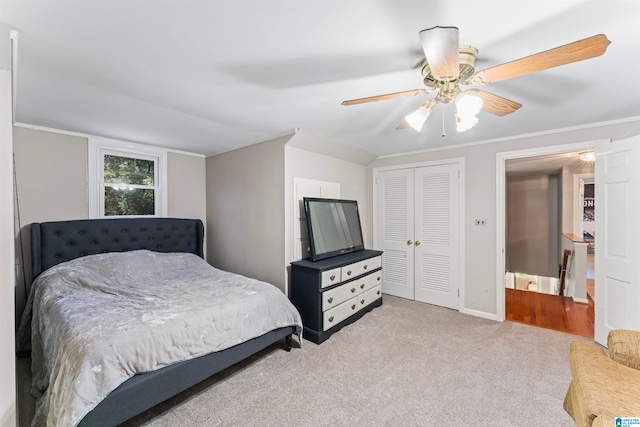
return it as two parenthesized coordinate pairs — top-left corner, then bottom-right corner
(376, 163), (460, 309)
(414, 164), (459, 309)
(376, 168), (415, 300)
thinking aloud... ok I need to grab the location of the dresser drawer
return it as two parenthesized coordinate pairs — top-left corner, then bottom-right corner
(341, 256), (382, 280)
(357, 270), (382, 293)
(322, 281), (359, 311)
(357, 284), (382, 310)
(323, 297), (358, 331)
(320, 268), (341, 288)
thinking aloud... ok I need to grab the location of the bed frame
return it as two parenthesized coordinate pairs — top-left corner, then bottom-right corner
(30, 217), (295, 427)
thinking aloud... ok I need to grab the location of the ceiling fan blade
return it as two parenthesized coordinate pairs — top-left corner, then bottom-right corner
(473, 34), (611, 85)
(397, 99), (438, 130)
(419, 26), (460, 79)
(341, 89), (426, 106)
(469, 90), (522, 116)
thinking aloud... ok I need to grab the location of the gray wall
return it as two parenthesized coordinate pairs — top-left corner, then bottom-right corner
(206, 136), (288, 290)
(368, 118), (640, 318)
(13, 126), (206, 323)
(506, 174), (559, 277)
(205, 129), (375, 294)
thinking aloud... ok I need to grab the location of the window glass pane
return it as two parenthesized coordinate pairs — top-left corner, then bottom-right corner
(104, 187), (155, 216)
(104, 155), (155, 186)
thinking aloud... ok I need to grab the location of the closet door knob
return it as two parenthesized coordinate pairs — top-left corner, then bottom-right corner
(415, 240), (421, 246)
(407, 240), (413, 245)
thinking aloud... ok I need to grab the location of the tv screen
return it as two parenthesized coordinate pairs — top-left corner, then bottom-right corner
(304, 197), (364, 261)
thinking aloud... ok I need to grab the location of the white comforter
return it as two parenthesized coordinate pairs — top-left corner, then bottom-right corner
(23, 250), (302, 426)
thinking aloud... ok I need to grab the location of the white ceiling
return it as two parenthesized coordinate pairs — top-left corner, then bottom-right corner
(2, 0), (639, 157)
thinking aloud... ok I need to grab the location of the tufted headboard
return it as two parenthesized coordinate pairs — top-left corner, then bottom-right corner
(31, 218), (205, 280)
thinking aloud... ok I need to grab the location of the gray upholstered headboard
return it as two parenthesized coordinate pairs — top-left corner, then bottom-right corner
(31, 218), (205, 280)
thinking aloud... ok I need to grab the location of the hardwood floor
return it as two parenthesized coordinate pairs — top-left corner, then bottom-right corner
(505, 288), (594, 339)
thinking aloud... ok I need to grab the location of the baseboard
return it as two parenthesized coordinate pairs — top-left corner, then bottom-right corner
(460, 307), (500, 322)
(572, 296), (589, 304)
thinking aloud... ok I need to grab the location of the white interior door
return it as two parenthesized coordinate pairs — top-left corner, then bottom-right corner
(595, 136), (640, 345)
(414, 164), (460, 309)
(376, 169), (415, 299)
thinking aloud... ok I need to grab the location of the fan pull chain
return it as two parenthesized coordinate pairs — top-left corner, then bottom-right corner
(441, 106), (446, 137)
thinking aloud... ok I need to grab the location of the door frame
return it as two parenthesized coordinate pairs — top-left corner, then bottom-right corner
(495, 140), (608, 321)
(373, 157), (465, 311)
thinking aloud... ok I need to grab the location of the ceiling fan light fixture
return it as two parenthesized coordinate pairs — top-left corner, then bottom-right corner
(455, 92), (483, 117)
(456, 113), (479, 132)
(579, 151), (596, 162)
(404, 104), (432, 132)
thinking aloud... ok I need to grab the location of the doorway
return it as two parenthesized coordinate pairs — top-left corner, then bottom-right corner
(496, 141), (604, 337)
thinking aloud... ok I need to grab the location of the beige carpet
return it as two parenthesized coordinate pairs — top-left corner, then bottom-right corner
(17, 295), (589, 426)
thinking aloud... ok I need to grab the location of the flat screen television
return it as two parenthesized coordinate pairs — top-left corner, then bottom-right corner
(304, 197), (364, 261)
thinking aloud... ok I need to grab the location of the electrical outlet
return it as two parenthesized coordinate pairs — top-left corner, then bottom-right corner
(475, 219), (486, 226)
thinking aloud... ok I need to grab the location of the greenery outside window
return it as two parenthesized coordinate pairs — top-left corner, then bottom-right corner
(89, 138), (167, 218)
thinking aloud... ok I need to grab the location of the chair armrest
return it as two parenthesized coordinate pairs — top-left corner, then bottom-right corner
(608, 329), (640, 370)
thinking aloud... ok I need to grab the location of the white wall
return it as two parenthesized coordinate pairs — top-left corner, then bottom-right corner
(0, 24), (16, 427)
(369, 118), (640, 318)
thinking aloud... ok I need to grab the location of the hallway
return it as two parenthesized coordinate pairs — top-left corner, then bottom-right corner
(505, 288), (594, 339)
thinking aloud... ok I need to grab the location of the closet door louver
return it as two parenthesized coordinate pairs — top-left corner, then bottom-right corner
(414, 164), (459, 309)
(376, 169), (415, 299)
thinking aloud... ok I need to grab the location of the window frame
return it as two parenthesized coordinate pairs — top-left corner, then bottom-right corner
(89, 137), (168, 219)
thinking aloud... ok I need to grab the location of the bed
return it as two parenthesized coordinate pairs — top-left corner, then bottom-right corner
(20, 217), (302, 427)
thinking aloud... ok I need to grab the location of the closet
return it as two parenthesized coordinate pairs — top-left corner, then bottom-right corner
(374, 161), (461, 309)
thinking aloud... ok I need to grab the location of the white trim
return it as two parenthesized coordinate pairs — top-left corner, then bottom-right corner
(495, 139), (609, 321)
(9, 30), (18, 121)
(373, 157), (465, 312)
(572, 297), (589, 304)
(377, 116), (640, 160)
(89, 137), (168, 218)
(460, 308), (499, 322)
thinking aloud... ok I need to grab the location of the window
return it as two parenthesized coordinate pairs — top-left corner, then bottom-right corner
(89, 138), (167, 218)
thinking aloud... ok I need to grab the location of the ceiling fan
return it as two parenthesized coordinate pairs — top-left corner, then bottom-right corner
(341, 26), (610, 132)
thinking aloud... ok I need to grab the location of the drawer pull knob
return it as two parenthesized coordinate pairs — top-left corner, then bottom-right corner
(377, 290), (381, 295)
(360, 284), (365, 289)
(328, 316), (334, 323)
(351, 288), (356, 293)
(330, 274), (336, 281)
(363, 264), (368, 270)
(377, 276), (381, 281)
(360, 299), (365, 305)
(327, 297), (334, 303)
(351, 304), (356, 310)
(347, 270), (352, 276)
